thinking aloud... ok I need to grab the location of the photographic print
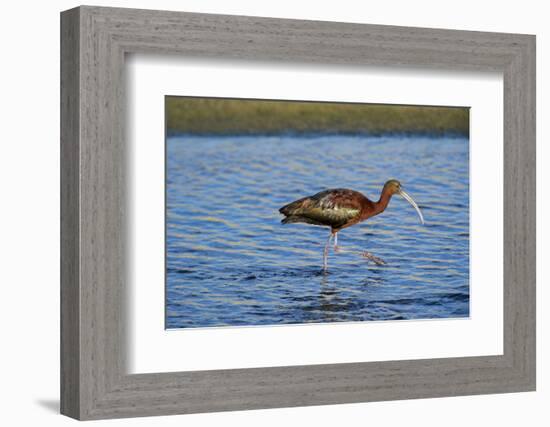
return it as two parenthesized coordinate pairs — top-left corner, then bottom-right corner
(165, 97), (469, 329)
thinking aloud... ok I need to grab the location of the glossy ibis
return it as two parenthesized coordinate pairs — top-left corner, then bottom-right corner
(279, 179), (424, 270)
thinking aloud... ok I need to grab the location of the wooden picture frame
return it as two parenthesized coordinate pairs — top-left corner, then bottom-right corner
(60, 5), (536, 420)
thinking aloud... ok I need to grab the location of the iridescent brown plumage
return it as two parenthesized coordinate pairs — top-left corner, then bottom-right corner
(279, 180), (424, 269)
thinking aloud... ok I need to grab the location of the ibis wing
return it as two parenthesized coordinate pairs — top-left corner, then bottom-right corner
(300, 206), (361, 229)
(280, 189), (364, 229)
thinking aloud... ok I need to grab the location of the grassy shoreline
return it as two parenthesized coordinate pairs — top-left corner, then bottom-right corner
(166, 97), (469, 136)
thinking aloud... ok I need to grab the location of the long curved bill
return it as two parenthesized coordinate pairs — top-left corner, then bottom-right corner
(398, 189), (425, 225)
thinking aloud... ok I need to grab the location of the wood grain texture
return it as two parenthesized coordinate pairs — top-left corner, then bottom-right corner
(60, 7), (80, 419)
(60, 5), (536, 420)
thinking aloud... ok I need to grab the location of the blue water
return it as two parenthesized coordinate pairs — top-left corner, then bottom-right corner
(166, 134), (469, 328)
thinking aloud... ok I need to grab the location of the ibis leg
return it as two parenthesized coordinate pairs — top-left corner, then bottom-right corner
(323, 232), (333, 270)
(361, 251), (386, 265)
(334, 236), (386, 265)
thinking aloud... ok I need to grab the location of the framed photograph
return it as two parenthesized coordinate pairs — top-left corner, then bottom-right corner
(61, 6), (535, 420)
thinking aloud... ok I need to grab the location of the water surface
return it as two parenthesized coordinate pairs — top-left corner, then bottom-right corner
(166, 134), (469, 328)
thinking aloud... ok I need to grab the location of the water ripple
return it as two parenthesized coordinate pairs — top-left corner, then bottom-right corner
(166, 134), (469, 328)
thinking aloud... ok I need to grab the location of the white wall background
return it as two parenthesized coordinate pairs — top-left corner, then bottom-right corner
(0, 0), (546, 425)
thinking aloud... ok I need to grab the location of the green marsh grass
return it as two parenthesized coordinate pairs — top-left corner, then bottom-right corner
(166, 97), (469, 136)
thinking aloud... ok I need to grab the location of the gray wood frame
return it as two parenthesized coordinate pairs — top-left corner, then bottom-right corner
(61, 5), (536, 420)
